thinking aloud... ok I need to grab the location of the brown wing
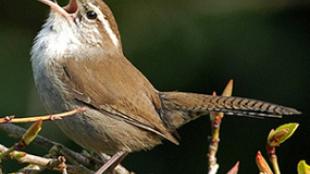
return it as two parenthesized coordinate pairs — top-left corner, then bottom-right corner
(60, 54), (178, 144)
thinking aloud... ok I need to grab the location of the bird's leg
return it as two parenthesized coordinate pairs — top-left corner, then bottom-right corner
(95, 151), (128, 174)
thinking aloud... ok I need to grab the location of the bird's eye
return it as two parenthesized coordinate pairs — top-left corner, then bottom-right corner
(86, 10), (97, 20)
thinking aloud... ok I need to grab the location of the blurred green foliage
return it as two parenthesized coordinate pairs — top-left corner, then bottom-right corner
(0, 0), (309, 173)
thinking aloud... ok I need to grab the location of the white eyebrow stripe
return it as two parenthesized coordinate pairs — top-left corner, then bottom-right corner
(89, 3), (119, 47)
(100, 16), (119, 46)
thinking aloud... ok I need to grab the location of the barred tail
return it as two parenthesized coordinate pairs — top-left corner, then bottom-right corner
(160, 92), (301, 129)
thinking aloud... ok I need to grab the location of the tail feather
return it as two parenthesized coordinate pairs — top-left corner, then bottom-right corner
(160, 92), (301, 129)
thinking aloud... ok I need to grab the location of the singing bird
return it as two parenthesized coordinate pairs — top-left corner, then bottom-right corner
(31, 0), (300, 171)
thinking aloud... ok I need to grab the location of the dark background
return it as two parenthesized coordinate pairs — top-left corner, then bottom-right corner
(0, 0), (309, 173)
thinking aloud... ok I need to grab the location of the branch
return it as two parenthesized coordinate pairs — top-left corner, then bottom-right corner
(208, 80), (234, 174)
(0, 108), (86, 124)
(17, 162), (94, 174)
(0, 122), (133, 174)
(0, 144), (73, 173)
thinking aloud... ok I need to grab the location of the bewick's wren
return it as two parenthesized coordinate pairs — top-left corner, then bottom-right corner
(32, 0), (300, 160)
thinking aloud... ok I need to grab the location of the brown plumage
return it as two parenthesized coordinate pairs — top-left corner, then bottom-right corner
(32, 0), (300, 160)
(61, 54), (179, 145)
(160, 92), (300, 129)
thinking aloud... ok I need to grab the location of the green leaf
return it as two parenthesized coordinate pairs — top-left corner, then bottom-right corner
(21, 120), (43, 146)
(267, 123), (299, 147)
(298, 160), (310, 174)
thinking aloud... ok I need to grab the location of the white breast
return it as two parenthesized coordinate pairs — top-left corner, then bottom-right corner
(31, 13), (82, 67)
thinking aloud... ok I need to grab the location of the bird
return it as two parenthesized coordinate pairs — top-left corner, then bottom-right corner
(31, 0), (300, 172)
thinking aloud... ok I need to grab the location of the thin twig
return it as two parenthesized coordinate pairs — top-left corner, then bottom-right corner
(267, 146), (281, 174)
(18, 164), (95, 174)
(0, 107), (86, 124)
(0, 123), (91, 165)
(270, 153), (281, 174)
(0, 144), (94, 174)
(0, 144), (51, 167)
(0, 123), (133, 174)
(18, 164), (45, 174)
(208, 80), (234, 174)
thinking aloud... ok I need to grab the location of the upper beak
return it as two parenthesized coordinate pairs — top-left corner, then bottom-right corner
(38, 0), (78, 21)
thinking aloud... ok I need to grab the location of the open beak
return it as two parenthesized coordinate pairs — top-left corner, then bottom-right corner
(38, 0), (78, 21)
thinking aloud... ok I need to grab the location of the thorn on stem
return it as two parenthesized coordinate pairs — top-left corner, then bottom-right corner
(49, 115), (63, 121)
(4, 116), (14, 122)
